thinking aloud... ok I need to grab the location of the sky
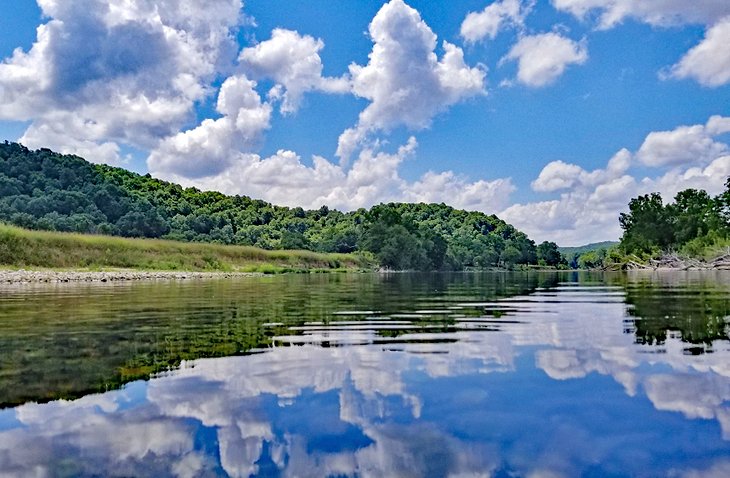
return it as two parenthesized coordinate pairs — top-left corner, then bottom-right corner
(0, 0), (729, 245)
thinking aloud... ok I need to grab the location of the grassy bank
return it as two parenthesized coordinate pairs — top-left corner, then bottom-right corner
(0, 224), (375, 273)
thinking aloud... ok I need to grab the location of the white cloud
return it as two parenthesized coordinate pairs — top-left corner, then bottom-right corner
(706, 115), (730, 136)
(643, 155), (730, 200)
(156, 136), (515, 213)
(502, 33), (588, 87)
(336, 0), (486, 161)
(531, 160), (587, 192)
(1, 0), (243, 164)
(501, 175), (635, 245)
(140, 1), (505, 215)
(502, 117), (730, 245)
(550, 0), (730, 29)
(460, 0), (535, 43)
(405, 171), (516, 212)
(20, 119), (129, 166)
(681, 460), (730, 478)
(636, 117), (729, 167)
(668, 17), (730, 87)
(239, 29), (350, 114)
(550, 1), (730, 88)
(148, 75), (272, 178)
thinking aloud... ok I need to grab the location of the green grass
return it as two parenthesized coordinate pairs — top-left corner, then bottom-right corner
(0, 223), (375, 272)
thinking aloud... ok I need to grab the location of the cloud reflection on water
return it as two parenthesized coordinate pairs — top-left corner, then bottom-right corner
(1, 278), (729, 477)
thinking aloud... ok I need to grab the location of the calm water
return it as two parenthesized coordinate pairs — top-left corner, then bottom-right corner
(0, 272), (729, 477)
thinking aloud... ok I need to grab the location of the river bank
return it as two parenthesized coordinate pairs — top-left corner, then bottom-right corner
(617, 251), (730, 271)
(0, 269), (267, 284)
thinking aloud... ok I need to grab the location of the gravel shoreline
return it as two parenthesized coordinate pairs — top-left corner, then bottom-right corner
(0, 269), (263, 284)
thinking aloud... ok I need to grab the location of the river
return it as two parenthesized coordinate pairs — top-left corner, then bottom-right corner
(0, 271), (729, 477)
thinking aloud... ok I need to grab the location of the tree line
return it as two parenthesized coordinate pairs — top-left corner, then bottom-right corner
(0, 142), (568, 270)
(619, 182), (729, 256)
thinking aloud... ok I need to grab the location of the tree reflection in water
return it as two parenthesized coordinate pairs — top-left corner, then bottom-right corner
(0, 271), (728, 477)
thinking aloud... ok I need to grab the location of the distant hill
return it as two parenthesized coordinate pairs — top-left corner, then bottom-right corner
(0, 142), (539, 270)
(559, 241), (619, 256)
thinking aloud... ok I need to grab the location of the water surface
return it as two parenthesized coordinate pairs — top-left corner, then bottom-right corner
(0, 272), (729, 477)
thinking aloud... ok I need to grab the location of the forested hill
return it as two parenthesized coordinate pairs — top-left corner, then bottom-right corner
(0, 142), (544, 270)
(558, 241), (618, 256)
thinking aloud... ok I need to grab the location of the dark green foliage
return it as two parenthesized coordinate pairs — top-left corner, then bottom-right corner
(619, 193), (675, 253)
(536, 241), (566, 267)
(0, 142), (537, 270)
(719, 177), (730, 226)
(670, 189), (717, 244)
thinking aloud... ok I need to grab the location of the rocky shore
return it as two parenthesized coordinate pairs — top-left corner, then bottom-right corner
(618, 252), (730, 271)
(0, 269), (262, 284)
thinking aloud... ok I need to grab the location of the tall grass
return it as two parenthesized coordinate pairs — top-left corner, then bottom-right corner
(0, 224), (374, 272)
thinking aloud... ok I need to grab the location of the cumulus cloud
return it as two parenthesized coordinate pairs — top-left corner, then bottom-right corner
(501, 33), (588, 87)
(404, 171), (516, 212)
(636, 117), (729, 167)
(531, 160), (588, 192)
(0, 0), (243, 164)
(140, 0), (507, 215)
(501, 117), (730, 245)
(460, 0), (535, 43)
(19, 117), (130, 166)
(336, 0), (486, 161)
(550, 1), (730, 87)
(501, 177), (635, 245)
(239, 28), (350, 114)
(642, 155), (730, 200)
(668, 17), (730, 87)
(550, 0), (730, 29)
(148, 75), (272, 178)
(156, 136), (515, 213)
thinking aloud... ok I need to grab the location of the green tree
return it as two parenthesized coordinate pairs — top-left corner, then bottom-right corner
(670, 189), (717, 245)
(619, 193), (674, 253)
(577, 249), (606, 269)
(500, 245), (521, 269)
(536, 241), (564, 267)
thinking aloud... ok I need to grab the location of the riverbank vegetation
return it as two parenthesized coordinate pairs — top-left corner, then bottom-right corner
(0, 142), (542, 270)
(0, 223), (371, 272)
(619, 183), (729, 257)
(568, 180), (730, 270)
(3, 142), (727, 271)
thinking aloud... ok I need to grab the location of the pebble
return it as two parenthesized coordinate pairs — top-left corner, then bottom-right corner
(0, 270), (262, 284)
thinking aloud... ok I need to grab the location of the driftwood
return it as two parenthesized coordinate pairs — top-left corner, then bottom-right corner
(640, 252), (730, 271)
(601, 248), (730, 271)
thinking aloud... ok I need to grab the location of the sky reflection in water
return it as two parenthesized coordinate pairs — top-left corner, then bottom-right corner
(1, 272), (730, 477)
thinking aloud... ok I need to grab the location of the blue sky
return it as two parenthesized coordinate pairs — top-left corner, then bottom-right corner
(1, 0), (729, 245)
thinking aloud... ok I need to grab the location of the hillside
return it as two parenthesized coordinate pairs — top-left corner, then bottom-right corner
(0, 142), (538, 270)
(558, 241), (618, 256)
